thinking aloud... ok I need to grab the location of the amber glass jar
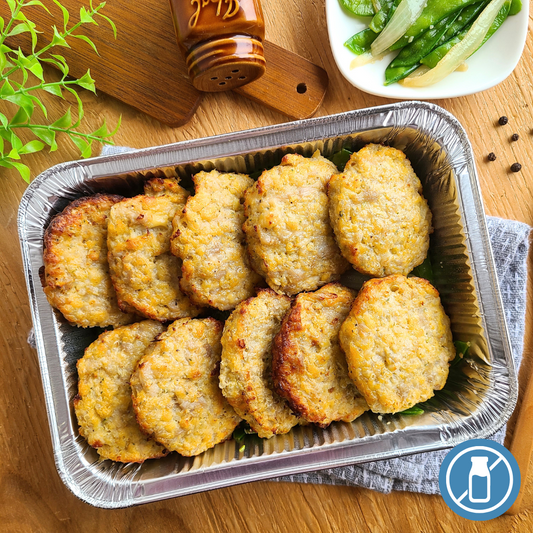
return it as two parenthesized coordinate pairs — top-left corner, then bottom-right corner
(169, 0), (266, 92)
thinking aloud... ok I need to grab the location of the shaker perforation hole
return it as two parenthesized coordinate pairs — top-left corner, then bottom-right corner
(297, 83), (307, 94)
(238, 76), (246, 80)
(219, 81), (226, 86)
(225, 76), (232, 80)
(211, 76), (218, 81)
(232, 69), (240, 73)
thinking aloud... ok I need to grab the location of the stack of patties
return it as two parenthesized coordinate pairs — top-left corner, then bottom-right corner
(328, 144), (455, 413)
(43, 142), (457, 462)
(220, 153), (368, 434)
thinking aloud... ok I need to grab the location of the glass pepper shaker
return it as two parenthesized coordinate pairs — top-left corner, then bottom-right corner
(169, 0), (266, 92)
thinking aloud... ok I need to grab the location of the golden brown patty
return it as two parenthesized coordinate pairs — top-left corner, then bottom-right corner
(220, 289), (301, 438)
(243, 151), (349, 295)
(107, 178), (201, 321)
(171, 170), (263, 310)
(339, 275), (455, 413)
(328, 144), (433, 277)
(74, 320), (167, 462)
(273, 283), (368, 427)
(130, 318), (241, 456)
(43, 194), (136, 328)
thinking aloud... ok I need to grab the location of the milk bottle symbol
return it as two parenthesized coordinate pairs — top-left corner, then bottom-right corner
(469, 456), (491, 503)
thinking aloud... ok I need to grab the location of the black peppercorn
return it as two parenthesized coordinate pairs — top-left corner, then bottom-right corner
(511, 133), (519, 141)
(499, 116), (509, 125)
(488, 152), (496, 161)
(511, 163), (522, 172)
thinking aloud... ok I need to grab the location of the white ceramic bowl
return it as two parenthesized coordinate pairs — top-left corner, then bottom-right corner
(326, 0), (529, 99)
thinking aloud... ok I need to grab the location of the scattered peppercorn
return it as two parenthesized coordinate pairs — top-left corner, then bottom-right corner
(511, 163), (522, 172)
(511, 133), (519, 141)
(499, 116), (508, 125)
(488, 152), (496, 161)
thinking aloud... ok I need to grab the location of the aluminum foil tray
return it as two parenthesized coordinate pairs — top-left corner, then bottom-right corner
(18, 101), (516, 508)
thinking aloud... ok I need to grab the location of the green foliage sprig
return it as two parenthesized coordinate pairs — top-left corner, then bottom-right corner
(0, 0), (119, 182)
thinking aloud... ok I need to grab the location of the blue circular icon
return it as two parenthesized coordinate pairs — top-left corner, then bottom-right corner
(439, 439), (521, 520)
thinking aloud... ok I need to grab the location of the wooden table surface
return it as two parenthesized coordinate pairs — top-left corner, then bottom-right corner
(1, 0), (533, 531)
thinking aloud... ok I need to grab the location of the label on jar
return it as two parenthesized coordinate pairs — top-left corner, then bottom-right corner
(189, 0), (240, 28)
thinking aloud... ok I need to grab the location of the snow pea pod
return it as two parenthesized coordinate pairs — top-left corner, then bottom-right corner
(384, 63), (421, 85)
(340, 0), (376, 17)
(509, 0), (521, 15)
(369, 0), (395, 32)
(435, 0), (489, 46)
(388, 11), (460, 68)
(344, 0), (401, 55)
(390, 0), (480, 50)
(420, 0), (511, 67)
(345, 28), (379, 54)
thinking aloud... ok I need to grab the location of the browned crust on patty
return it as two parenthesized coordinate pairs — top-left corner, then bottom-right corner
(273, 283), (367, 427)
(43, 194), (136, 328)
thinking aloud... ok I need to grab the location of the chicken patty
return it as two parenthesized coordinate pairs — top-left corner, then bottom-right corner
(243, 151), (348, 295)
(171, 170), (263, 310)
(42, 194), (136, 328)
(273, 283), (368, 427)
(328, 144), (432, 277)
(107, 178), (201, 321)
(220, 289), (301, 438)
(74, 320), (167, 462)
(339, 275), (455, 413)
(130, 317), (241, 456)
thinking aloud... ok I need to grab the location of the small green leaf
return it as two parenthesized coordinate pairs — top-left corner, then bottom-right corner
(0, 51), (6, 72)
(399, 406), (424, 416)
(91, 118), (108, 138)
(10, 131), (23, 151)
(9, 161), (31, 183)
(79, 6), (97, 24)
(51, 107), (72, 129)
(19, 140), (45, 155)
(52, 0), (69, 32)
(6, 0), (17, 16)
(72, 136), (92, 158)
(7, 22), (31, 37)
(76, 69), (96, 93)
(42, 55), (69, 76)
(43, 84), (63, 98)
(97, 12), (117, 38)
(14, 11), (28, 21)
(5, 93), (34, 117)
(28, 94), (48, 119)
(50, 26), (70, 48)
(27, 58), (44, 81)
(28, 125), (52, 145)
(106, 114), (121, 138)
(24, 0), (51, 13)
(64, 86), (83, 125)
(0, 113), (7, 128)
(0, 136), (4, 153)
(73, 34), (99, 55)
(7, 147), (20, 160)
(0, 17), (4, 34)
(9, 106), (29, 125)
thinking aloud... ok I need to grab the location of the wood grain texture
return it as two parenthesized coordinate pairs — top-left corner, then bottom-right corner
(2, 0), (329, 125)
(1, 0), (203, 127)
(234, 40), (329, 119)
(1, 0), (533, 531)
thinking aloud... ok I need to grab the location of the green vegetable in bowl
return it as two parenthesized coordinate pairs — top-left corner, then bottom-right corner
(342, 0), (521, 87)
(340, 0), (376, 17)
(402, 0), (508, 87)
